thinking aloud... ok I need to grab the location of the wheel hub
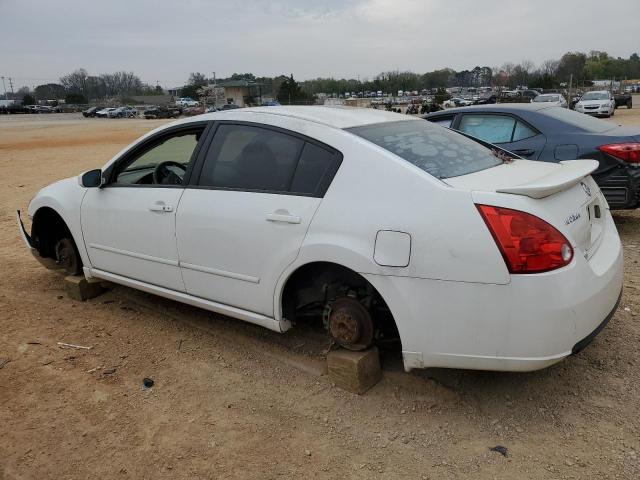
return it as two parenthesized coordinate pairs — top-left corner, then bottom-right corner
(328, 297), (374, 351)
(55, 238), (77, 274)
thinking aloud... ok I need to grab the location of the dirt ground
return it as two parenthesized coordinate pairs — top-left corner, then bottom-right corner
(0, 106), (639, 480)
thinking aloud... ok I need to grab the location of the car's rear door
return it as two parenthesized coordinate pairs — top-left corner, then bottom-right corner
(176, 121), (342, 316)
(455, 112), (547, 159)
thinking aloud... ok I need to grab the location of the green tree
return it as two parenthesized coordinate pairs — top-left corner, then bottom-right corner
(65, 93), (88, 104)
(230, 73), (256, 81)
(277, 74), (311, 104)
(557, 52), (587, 83)
(434, 87), (450, 105)
(22, 94), (36, 105)
(34, 83), (66, 100)
(181, 72), (209, 99)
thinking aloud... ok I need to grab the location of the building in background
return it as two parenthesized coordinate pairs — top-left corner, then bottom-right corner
(219, 80), (268, 107)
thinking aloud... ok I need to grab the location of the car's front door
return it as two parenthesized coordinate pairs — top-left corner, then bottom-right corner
(176, 122), (342, 316)
(81, 124), (208, 291)
(456, 113), (547, 159)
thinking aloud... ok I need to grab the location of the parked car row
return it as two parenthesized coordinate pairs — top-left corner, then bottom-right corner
(81, 103), (250, 120)
(143, 105), (182, 119)
(83, 106), (139, 118)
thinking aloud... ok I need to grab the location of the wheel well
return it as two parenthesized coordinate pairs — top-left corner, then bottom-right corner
(281, 261), (400, 341)
(31, 207), (75, 260)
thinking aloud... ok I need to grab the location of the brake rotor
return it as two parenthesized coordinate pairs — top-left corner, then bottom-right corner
(55, 238), (78, 275)
(328, 297), (374, 351)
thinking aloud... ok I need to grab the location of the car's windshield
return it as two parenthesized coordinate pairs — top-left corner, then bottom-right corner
(542, 106), (613, 133)
(534, 95), (560, 102)
(347, 120), (502, 179)
(581, 92), (609, 100)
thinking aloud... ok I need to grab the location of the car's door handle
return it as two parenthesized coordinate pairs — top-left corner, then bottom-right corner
(148, 203), (173, 212)
(266, 212), (301, 224)
(512, 149), (535, 157)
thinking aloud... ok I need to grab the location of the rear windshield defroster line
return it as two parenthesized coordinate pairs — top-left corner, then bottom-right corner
(347, 120), (502, 179)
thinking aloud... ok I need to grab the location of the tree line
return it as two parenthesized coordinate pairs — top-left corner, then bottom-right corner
(8, 49), (640, 105)
(301, 51), (640, 96)
(175, 50), (640, 104)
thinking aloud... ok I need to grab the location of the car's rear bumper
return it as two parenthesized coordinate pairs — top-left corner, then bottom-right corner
(571, 289), (621, 354)
(364, 211), (624, 372)
(595, 166), (640, 209)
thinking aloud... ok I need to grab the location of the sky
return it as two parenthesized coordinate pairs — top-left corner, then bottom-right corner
(1, 0), (638, 89)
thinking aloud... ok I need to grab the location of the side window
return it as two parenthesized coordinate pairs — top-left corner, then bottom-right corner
(458, 114), (515, 144)
(428, 115), (454, 128)
(199, 124), (303, 192)
(512, 121), (537, 142)
(290, 142), (341, 196)
(114, 128), (204, 185)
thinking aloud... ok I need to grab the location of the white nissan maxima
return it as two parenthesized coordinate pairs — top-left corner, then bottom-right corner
(18, 107), (623, 372)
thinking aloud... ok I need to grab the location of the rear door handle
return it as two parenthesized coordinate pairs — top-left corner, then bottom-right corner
(513, 149), (535, 157)
(149, 204), (173, 212)
(266, 212), (301, 224)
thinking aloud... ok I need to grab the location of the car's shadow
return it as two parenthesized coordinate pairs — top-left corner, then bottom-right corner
(99, 280), (614, 414)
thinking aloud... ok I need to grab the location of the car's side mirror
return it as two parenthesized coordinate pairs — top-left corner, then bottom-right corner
(79, 169), (104, 188)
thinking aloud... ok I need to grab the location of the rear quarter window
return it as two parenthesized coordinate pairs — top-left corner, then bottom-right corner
(347, 120), (502, 179)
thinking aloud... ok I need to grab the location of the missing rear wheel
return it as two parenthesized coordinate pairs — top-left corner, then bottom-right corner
(327, 297), (374, 351)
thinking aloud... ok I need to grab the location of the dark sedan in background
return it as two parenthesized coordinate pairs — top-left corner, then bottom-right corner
(424, 104), (640, 209)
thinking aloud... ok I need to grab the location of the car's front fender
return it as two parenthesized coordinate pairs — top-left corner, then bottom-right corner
(27, 177), (90, 267)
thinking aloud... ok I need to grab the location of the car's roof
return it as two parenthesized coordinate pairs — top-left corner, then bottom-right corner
(425, 103), (553, 116)
(179, 106), (415, 129)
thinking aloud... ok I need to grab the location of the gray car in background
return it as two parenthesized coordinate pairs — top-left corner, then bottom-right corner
(424, 104), (640, 209)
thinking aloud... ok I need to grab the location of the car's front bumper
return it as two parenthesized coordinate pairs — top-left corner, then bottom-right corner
(576, 106), (612, 116)
(16, 210), (61, 270)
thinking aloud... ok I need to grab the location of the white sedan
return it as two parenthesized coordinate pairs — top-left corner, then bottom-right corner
(574, 91), (616, 117)
(18, 107), (623, 372)
(532, 93), (568, 108)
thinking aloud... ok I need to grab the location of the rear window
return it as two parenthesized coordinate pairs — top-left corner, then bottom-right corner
(542, 106), (613, 133)
(347, 120), (502, 179)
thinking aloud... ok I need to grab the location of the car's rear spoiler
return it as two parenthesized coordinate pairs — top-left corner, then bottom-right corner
(496, 160), (599, 199)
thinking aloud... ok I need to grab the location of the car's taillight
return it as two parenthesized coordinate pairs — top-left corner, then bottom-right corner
(597, 143), (640, 164)
(476, 204), (573, 274)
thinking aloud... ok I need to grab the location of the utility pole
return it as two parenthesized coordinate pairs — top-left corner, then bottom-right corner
(567, 73), (573, 108)
(1, 76), (7, 99)
(8, 77), (14, 95)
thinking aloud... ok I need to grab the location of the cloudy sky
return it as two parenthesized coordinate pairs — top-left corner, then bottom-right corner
(1, 0), (637, 89)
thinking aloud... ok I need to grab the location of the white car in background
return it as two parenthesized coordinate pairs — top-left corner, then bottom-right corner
(532, 93), (568, 108)
(18, 107), (623, 372)
(108, 106), (138, 118)
(574, 91), (616, 117)
(176, 97), (199, 107)
(443, 97), (473, 108)
(95, 107), (117, 118)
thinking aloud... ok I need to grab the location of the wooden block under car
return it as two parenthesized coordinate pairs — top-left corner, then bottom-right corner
(64, 275), (105, 301)
(327, 347), (382, 394)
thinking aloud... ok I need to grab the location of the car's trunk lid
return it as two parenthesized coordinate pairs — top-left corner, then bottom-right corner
(445, 159), (606, 259)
